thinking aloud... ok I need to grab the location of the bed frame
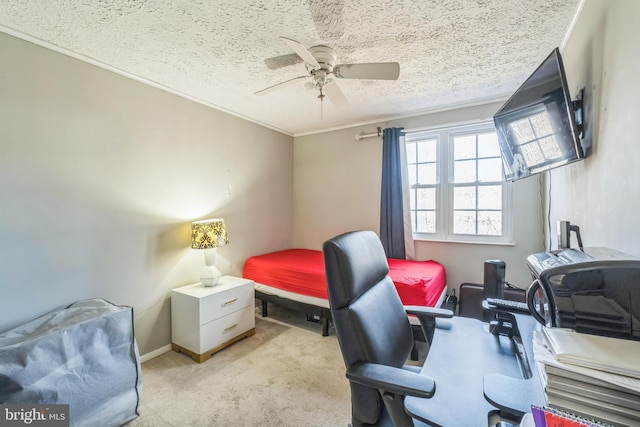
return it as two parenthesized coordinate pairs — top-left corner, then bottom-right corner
(255, 284), (451, 339)
(256, 289), (332, 336)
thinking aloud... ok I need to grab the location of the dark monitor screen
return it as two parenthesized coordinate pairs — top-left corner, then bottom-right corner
(493, 48), (584, 182)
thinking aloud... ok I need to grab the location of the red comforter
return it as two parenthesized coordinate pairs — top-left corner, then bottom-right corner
(243, 249), (446, 307)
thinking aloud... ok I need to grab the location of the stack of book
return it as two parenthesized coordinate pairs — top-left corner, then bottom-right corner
(533, 327), (640, 427)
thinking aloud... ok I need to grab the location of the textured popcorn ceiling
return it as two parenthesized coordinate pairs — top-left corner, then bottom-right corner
(0, 0), (581, 136)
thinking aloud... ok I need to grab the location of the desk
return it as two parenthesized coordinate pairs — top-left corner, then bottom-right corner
(405, 311), (546, 426)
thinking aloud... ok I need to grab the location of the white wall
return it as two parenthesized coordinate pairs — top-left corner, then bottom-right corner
(294, 103), (545, 294)
(548, 0), (640, 256)
(0, 32), (293, 355)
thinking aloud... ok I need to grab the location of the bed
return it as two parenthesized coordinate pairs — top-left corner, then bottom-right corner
(243, 249), (447, 336)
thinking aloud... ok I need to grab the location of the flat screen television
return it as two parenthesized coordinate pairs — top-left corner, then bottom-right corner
(493, 48), (585, 182)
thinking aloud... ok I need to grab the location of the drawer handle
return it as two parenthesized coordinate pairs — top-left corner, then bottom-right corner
(223, 324), (238, 334)
(222, 298), (238, 307)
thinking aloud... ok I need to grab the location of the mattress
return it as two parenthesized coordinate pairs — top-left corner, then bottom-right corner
(243, 248), (446, 307)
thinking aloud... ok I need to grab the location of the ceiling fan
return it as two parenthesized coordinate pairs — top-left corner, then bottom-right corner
(255, 37), (400, 115)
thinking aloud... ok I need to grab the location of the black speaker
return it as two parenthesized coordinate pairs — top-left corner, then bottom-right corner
(483, 259), (506, 299)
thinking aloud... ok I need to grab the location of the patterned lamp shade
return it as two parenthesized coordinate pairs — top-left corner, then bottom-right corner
(191, 219), (229, 249)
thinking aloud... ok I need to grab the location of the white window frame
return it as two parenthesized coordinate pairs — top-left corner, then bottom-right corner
(406, 121), (513, 244)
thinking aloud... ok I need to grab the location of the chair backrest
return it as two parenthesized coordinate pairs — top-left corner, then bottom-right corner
(323, 230), (415, 425)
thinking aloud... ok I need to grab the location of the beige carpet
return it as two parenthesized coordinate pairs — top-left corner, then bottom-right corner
(128, 306), (352, 427)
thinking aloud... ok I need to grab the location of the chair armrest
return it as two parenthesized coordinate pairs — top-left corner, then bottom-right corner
(404, 306), (454, 318)
(405, 306), (454, 345)
(346, 362), (435, 399)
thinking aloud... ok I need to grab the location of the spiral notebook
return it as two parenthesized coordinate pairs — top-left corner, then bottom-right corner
(531, 405), (614, 427)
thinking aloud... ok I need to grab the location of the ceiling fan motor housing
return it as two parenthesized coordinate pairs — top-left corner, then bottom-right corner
(306, 46), (338, 91)
(308, 45), (337, 72)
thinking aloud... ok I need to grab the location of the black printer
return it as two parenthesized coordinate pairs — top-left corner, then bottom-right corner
(526, 247), (640, 341)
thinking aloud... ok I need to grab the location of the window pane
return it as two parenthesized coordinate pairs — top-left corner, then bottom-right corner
(454, 135), (476, 159)
(478, 186), (502, 209)
(478, 211), (502, 235)
(417, 163), (436, 184)
(416, 211), (436, 233)
(408, 164), (417, 186)
(417, 139), (437, 162)
(453, 159), (476, 183)
(417, 188), (435, 209)
(453, 211), (476, 234)
(454, 187), (475, 210)
(478, 132), (500, 157)
(409, 188), (416, 209)
(406, 142), (417, 164)
(477, 158), (503, 182)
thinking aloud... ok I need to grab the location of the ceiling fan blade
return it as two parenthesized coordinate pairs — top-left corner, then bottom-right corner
(254, 76), (308, 96)
(324, 81), (349, 109)
(280, 37), (320, 68)
(334, 62), (400, 80)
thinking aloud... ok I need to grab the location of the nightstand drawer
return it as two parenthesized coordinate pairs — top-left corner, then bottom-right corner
(200, 305), (255, 352)
(199, 280), (253, 325)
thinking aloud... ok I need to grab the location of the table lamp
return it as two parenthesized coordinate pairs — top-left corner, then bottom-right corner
(191, 218), (229, 286)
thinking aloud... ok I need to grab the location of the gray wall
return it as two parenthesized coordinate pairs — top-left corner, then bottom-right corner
(0, 32), (294, 356)
(293, 102), (545, 293)
(548, 0), (640, 256)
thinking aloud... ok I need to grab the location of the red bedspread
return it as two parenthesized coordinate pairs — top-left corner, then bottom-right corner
(243, 249), (446, 307)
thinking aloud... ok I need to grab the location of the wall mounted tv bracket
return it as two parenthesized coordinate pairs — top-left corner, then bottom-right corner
(571, 88), (585, 140)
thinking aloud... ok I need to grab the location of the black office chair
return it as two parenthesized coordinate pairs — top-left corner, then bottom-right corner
(323, 230), (453, 427)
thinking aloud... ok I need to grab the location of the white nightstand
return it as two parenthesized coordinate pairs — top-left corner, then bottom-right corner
(171, 276), (255, 363)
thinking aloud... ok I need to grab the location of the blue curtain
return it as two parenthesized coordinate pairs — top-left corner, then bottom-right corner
(380, 127), (405, 259)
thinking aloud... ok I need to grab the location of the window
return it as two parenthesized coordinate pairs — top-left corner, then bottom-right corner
(405, 122), (511, 243)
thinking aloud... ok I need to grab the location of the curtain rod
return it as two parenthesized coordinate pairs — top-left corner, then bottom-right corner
(354, 119), (493, 141)
(354, 127), (382, 141)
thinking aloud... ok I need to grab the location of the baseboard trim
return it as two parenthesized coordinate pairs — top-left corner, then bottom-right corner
(140, 344), (172, 363)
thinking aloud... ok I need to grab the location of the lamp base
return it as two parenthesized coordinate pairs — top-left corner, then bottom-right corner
(200, 265), (222, 287)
